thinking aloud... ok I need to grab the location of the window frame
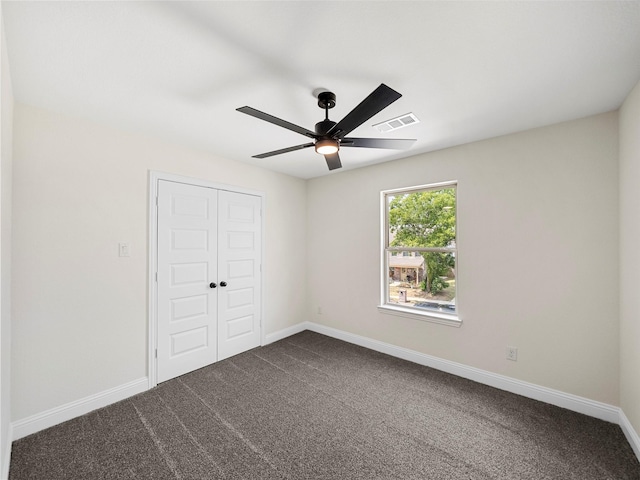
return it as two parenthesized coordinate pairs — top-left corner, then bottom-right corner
(378, 181), (461, 327)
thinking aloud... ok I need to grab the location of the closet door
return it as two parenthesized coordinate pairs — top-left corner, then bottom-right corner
(217, 190), (262, 360)
(157, 181), (218, 383)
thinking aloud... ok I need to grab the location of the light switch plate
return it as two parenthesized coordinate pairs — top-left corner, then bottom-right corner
(119, 242), (130, 257)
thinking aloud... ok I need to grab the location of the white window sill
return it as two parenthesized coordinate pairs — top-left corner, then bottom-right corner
(377, 304), (462, 327)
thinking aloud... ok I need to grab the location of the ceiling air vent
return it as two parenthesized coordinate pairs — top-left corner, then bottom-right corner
(373, 113), (420, 133)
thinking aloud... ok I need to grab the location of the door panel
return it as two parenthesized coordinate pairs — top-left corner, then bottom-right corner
(171, 326), (209, 355)
(171, 229), (209, 250)
(157, 181), (218, 383)
(171, 294), (208, 321)
(227, 259), (255, 279)
(217, 191), (262, 360)
(226, 315), (254, 338)
(170, 262), (208, 286)
(226, 288), (254, 308)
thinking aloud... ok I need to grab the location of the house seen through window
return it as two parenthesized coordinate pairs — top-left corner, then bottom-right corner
(381, 182), (458, 321)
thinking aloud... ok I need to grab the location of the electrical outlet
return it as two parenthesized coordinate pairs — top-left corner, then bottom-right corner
(506, 346), (518, 362)
(317, 306), (322, 315)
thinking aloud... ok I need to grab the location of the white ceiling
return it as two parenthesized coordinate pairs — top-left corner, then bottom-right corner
(3, 1), (640, 179)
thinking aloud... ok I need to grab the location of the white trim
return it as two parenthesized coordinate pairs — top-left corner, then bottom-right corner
(382, 180), (458, 196)
(11, 377), (148, 441)
(620, 409), (640, 461)
(148, 171), (266, 388)
(1, 423), (12, 480)
(380, 182), (460, 326)
(259, 192), (267, 348)
(148, 171), (158, 389)
(377, 305), (462, 327)
(264, 323), (308, 345)
(302, 322), (620, 423)
(149, 170), (265, 197)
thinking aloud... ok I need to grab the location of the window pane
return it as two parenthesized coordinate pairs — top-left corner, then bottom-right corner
(387, 188), (456, 249)
(387, 251), (456, 314)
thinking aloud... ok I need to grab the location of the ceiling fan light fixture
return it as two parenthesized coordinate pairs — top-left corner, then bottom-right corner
(315, 139), (339, 155)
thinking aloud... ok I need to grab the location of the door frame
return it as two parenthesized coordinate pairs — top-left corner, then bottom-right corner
(147, 170), (266, 389)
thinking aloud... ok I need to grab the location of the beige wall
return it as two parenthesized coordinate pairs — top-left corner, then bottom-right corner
(6, 78), (636, 442)
(307, 112), (620, 404)
(0, 12), (13, 475)
(11, 103), (307, 420)
(620, 79), (640, 435)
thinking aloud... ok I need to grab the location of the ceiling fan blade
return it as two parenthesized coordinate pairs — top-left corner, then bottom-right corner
(327, 84), (402, 139)
(252, 142), (315, 159)
(341, 137), (417, 149)
(237, 106), (316, 138)
(324, 152), (342, 171)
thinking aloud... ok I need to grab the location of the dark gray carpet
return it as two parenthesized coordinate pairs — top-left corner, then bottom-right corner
(9, 331), (640, 479)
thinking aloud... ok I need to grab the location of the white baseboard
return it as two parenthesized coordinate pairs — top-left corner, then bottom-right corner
(1, 423), (12, 480)
(264, 322), (308, 345)
(301, 322), (621, 424)
(12, 377), (148, 441)
(620, 409), (640, 461)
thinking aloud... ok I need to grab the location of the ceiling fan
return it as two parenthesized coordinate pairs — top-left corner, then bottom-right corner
(236, 84), (417, 171)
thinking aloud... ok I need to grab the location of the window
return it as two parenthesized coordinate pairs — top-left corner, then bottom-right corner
(379, 182), (459, 325)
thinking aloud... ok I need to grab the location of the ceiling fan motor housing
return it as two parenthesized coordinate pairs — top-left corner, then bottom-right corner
(315, 119), (337, 137)
(317, 91), (336, 110)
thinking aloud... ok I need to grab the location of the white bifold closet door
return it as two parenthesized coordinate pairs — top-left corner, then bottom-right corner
(157, 180), (261, 383)
(216, 189), (262, 361)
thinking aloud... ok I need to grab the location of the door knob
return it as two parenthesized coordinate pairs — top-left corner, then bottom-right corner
(220, 281), (227, 287)
(209, 282), (217, 288)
